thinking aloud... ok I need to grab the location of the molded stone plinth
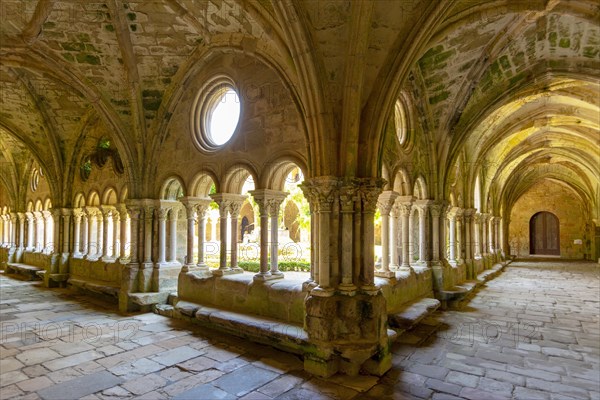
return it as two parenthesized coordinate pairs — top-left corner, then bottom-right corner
(304, 291), (392, 377)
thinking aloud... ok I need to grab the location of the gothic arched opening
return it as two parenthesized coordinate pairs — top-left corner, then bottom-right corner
(530, 212), (560, 256)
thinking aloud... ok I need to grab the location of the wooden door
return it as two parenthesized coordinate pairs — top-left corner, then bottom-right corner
(530, 212), (560, 255)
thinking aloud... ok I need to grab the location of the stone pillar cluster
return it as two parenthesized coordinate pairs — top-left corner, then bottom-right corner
(299, 177), (392, 377)
(250, 190), (288, 281)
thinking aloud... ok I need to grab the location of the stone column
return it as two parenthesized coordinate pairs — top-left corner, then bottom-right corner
(196, 201), (211, 269)
(101, 207), (112, 259)
(81, 212), (89, 255)
(398, 198), (413, 270)
(156, 207), (168, 264)
(118, 205), (129, 262)
(213, 197), (229, 273)
(168, 207), (179, 263)
(268, 196), (286, 276)
(181, 202), (196, 269)
(489, 216), (496, 254)
(112, 211), (120, 259)
(481, 213), (489, 257)
(376, 191), (398, 278)
(473, 213), (482, 258)
(85, 209), (96, 258)
(301, 178), (338, 295)
(26, 212), (34, 251)
(143, 205), (154, 264)
(253, 195), (271, 280)
(61, 209), (71, 254)
(96, 210), (104, 258)
(339, 185), (357, 293)
(495, 217), (502, 253)
(209, 194), (244, 275)
(126, 204), (141, 264)
(72, 210), (82, 256)
(42, 211), (52, 253)
(228, 200), (243, 270)
(0, 216), (4, 246)
(430, 204), (442, 263)
(456, 209), (463, 263)
(9, 213), (17, 250)
(299, 176), (391, 377)
(415, 201), (430, 264)
(17, 213), (25, 251)
(447, 208), (458, 264)
(462, 209), (473, 262)
(390, 203), (400, 270)
(359, 179), (383, 293)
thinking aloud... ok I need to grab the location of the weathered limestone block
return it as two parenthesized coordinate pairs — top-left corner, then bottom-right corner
(304, 292), (391, 377)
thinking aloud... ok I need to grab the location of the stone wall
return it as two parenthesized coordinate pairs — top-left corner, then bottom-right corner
(509, 180), (590, 259)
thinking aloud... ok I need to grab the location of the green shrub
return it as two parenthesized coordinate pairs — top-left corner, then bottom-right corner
(237, 261), (310, 272)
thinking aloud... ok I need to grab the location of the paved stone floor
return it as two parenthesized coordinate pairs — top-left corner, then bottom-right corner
(1, 260), (598, 400)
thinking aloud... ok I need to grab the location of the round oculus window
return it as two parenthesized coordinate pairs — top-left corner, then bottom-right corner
(192, 77), (241, 152)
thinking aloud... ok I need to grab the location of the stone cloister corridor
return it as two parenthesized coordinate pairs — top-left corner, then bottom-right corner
(0, 259), (598, 400)
(0, 0), (599, 396)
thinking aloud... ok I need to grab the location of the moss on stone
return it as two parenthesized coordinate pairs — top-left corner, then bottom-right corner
(76, 53), (101, 65)
(429, 91), (450, 105)
(583, 46), (599, 58)
(499, 55), (511, 71)
(142, 89), (162, 98)
(105, 24), (115, 32)
(77, 33), (90, 42)
(559, 38), (570, 48)
(43, 22), (55, 29)
(549, 32), (558, 47)
(127, 12), (136, 21)
(62, 53), (75, 62)
(513, 52), (525, 68)
(61, 42), (85, 52)
(142, 98), (162, 111)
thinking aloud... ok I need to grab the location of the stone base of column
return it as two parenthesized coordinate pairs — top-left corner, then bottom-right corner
(429, 261), (446, 292)
(310, 286), (335, 297)
(253, 272), (284, 282)
(374, 269), (395, 278)
(338, 283), (357, 296)
(302, 280), (317, 292)
(153, 265), (180, 292)
(137, 263), (154, 292)
(119, 263), (140, 313)
(304, 291), (392, 377)
(15, 247), (24, 263)
(101, 256), (117, 263)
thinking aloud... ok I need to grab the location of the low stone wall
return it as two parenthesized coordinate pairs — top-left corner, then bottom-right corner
(379, 267), (434, 314)
(0, 247), (8, 268)
(22, 252), (56, 271)
(69, 257), (122, 287)
(178, 272), (306, 324)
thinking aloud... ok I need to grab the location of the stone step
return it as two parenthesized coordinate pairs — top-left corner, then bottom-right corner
(6, 262), (43, 281)
(164, 300), (314, 356)
(128, 291), (171, 306)
(388, 297), (441, 332)
(476, 262), (505, 283)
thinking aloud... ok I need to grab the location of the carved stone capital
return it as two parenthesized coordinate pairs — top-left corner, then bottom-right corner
(300, 177), (339, 213)
(377, 191), (399, 216)
(358, 178), (385, 214)
(339, 184), (359, 213)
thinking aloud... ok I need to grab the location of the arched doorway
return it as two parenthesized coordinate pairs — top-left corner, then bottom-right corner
(530, 212), (560, 255)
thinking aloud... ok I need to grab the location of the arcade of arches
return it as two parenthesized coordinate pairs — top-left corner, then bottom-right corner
(0, 0), (598, 378)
